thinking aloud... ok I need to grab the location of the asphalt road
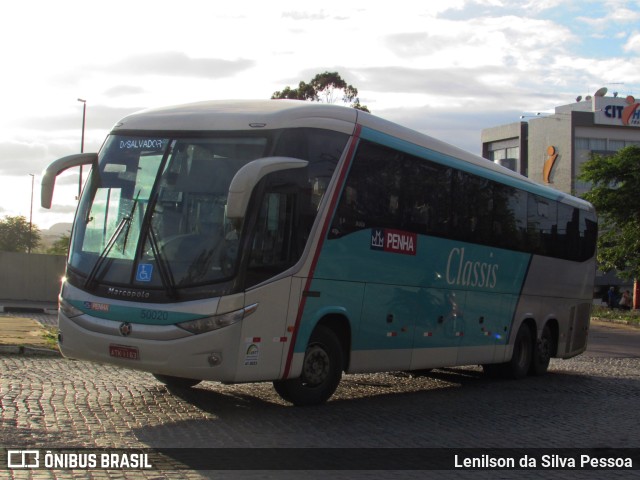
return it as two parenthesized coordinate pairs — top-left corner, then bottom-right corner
(586, 319), (640, 358)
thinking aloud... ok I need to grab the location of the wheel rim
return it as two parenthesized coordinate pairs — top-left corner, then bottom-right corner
(516, 335), (530, 369)
(301, 344), (330, 387)
(539, 337), (549, 359)
(537, 330), (551, 364)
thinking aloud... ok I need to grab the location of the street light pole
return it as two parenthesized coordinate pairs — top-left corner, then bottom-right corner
(29, 173), (34, 254)
(77, 98), (86, 199)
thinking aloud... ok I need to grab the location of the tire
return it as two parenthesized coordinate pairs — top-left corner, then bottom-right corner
(153, 373), (201, 389)
(481, 363), (504, 378)
(529, 324), (554, 376)
(273, 325), (343, 406)
(482, 323), (533, 379)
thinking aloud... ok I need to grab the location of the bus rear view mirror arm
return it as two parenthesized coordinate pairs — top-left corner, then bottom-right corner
(226, 156), (308, 222)
(41, 153), (98, 209)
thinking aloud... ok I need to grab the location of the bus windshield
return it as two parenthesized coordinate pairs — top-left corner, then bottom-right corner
(68, 129), (348, 297)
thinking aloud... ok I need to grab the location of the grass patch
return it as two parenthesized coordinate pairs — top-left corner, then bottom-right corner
(591, 305), (640, 325)
(41, 326), (59, 350)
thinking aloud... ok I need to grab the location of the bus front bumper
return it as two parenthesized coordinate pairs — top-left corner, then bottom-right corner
(57, 312), (243, 382)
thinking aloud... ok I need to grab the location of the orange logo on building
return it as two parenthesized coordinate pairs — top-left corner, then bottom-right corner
(622, 96), (640, 126)
(543, 146), (558, 184)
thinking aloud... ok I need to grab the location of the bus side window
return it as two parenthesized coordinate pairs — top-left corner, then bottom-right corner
(557, 203), (580, 260)
(402, 156), (451, 237)
(580, 210), (598, 261)
(494, 185), (527, 251)
(527, 194), (558, 256)
(329, 141), (404, 237)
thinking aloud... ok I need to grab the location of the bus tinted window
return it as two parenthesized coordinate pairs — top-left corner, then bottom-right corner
(493, 184), (527, 251)
(527, 194), (557, 257)
(451, 170), (494, 245)
(330, 139), (596, 262)
(404, 155), (452, 237)
(330, 141), (403, 236)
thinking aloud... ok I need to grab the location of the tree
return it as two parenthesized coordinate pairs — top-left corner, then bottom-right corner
(0, 215), (41, 253)
(47, 233), (71, 256)
(578, 145), (640, 280)
(272, 71), (370, 112)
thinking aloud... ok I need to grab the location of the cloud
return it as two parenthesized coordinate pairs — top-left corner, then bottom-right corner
(106, 52), (255, 78)
(385, 32), (454, 58)
(353, 65), (535, 101)
(0, 141), (48, 175)
(281, 11), (348, 21)
(520, 0), (572, 14)
(47, 202), (79, 215)
(623, 31), (640, 53)
(577, 8), (640, 30)
(104, 85), (146, 97)
(17, 106), (141, 132)
(358, 66), (488, 94)
(378, 104), (524, 155)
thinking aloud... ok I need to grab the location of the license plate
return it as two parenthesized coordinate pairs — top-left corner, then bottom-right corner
(109, 344), (139, 360)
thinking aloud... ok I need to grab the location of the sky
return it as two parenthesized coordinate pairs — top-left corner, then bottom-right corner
(1, 0), (639, 231)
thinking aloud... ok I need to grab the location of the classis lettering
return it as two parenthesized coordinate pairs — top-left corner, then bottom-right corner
(446, 247), (499, 289)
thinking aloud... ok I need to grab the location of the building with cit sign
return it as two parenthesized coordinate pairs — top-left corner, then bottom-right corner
(481, 87), (640, 300)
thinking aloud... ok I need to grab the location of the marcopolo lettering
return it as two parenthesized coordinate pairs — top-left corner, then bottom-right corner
(446, 247), (499, 288)
(108, 287), (151, 299)
(371, 228), (417, 255)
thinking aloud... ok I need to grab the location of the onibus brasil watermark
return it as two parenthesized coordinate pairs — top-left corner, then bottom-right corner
(7, 449), (151, 469)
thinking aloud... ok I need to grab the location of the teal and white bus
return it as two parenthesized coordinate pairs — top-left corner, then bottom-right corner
(42, 100), (597, 406)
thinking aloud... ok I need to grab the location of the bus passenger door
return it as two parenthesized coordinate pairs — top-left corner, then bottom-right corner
(233, 184), (305, 382)
(354, 284), (417, 372)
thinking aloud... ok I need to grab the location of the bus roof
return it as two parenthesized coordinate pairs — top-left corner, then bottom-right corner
(114, 99), (358, 135)
(112, 99), (593, 211)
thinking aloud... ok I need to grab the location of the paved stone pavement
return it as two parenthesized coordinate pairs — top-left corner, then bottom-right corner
(1, 353), (639, 480)
(1, 312), (639, 479)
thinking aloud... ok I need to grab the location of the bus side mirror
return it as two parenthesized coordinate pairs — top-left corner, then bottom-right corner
(41, 153), (98, 209)
(226, 157), (308, 225)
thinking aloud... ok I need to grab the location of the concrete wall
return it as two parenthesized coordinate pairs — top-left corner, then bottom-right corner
(480, 121), (528, 176)
(528, 114), (573, 193)
(0, 252), (65, 302)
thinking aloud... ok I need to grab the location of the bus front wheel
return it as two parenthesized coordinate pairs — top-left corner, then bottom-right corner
(273, 325), (343, 406)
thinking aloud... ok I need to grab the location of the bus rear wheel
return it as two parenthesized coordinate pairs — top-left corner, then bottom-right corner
(483, 323), (533, 379)
(273, 325), (343, 406)
(529, 323), (554, 376)
(153, 373), (201, 389)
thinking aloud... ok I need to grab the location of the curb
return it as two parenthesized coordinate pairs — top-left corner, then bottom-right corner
(0, 344), (62, 357)
(592, 317), (640, 328)
(0, 306), (58, 315)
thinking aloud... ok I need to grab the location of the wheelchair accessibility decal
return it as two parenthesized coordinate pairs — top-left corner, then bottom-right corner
(135, 264), (154, 282)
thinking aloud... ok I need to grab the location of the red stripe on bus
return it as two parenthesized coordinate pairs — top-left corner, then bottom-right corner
(282, 124), (362, 379)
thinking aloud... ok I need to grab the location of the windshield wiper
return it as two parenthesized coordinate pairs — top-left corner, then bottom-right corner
(121, 190), (141, 254)
(84, 191), (140, 290)
(132, 185), (178, 299)
(145, 223), (178, 299)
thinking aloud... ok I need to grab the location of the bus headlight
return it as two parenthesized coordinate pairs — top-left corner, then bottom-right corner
(59, 297), (83, 318)
(178, 303), (258, 335)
